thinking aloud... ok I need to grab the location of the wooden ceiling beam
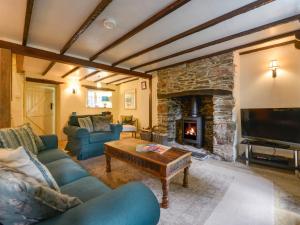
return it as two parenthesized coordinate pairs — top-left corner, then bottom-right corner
(0, 40), (151, 78)
(131, 14), (300, 70)
(146, 29), (299, 73)
(60, 0), (112, 54)
(94, 73), (119, 82)
(22, 0), (34, 45)
(116, 78), (139, 86)
(89, 0), (190, 60)
(296, 31), (300, 49)
(112, 0), (274, 66)
(82, 85), (115, 92)
(26, 77), (64, 85)
(79, 70), (100, 81)
(239, 40), (295, 55)
(61, 66), (81, 78)
(42, 61), (55, 76)
(44, 0), (112, 76)
(105, 76), (132, 84)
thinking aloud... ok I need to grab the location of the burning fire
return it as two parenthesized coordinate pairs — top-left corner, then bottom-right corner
(186, 127), (196, 136)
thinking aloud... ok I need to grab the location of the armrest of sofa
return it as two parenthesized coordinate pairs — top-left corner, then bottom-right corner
(63, 126), (90, 138)
(37, 182), (160, 225)
(110, 123), (123, 134)
(40, 135), (58, 150)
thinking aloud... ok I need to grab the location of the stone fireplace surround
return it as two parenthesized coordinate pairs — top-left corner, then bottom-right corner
(156, 52), (236, 161)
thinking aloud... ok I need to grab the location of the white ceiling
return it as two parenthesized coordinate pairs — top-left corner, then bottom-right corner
(0, 0), (299, 84)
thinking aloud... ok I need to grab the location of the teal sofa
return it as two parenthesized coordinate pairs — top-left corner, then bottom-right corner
(37, 135), (160, 225)
(63, 114), (122, 160)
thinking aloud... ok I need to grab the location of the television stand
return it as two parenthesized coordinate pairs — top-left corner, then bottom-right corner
(241, 139), (300, 175)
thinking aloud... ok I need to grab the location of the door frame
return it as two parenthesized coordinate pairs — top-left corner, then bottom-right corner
(24, 81), (57, 135)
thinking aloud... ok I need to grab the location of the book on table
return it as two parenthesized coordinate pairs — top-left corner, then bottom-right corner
(136, 144), (171, 154)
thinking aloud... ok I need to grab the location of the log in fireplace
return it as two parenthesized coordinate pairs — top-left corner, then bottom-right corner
(182, 96), (203, 148)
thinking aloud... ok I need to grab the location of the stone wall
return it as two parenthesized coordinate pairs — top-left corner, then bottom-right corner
(156, 52), (236, 161)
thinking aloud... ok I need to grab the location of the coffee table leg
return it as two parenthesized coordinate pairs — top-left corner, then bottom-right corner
(160, 178), (169, 209)
(105, 154), (111, 173)
(183, 166), (189, 188)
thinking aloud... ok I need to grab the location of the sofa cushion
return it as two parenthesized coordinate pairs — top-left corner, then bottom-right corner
(78, 117), (94, 132)
(0, 125), (39, 154)
(122, 124), (137, 132)
(89, 132), (113, 143)
(0, 164), (82, 225)
(60, 176), (111, 202)
(0, 146), (59, 191)
(38, 149), (69, 164)
(45, 158), (89, 186)
(92, 115), (111, 132)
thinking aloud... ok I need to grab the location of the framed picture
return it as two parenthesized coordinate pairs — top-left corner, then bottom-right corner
(141, 81), (147, 90)
(124, 89), (136, 109)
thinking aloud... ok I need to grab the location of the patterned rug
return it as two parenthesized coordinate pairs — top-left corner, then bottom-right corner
(79, 156), (276, 225)
(72, 149), (300, 225)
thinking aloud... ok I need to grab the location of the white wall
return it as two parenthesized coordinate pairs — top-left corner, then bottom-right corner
(237, 44), (300, 156)
(118, 78), (150, 129)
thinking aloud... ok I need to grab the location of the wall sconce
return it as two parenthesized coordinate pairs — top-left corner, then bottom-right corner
(269, 60), (279, 78)
(68, 79), (80, 95)
(96, 82), (102, 88)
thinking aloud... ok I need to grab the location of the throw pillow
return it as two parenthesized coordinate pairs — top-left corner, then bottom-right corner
(0, 164), (82, 225)
(0, 125), (38, 154)
(22, 123), (46, 151)
(121, 115), (134, 125)
(92, 116), (111, 132)
(78, 117), (94, 132)
(0, 146), (60, 191)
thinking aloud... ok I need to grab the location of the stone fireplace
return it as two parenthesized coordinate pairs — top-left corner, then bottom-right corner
(156, 52), (236, 161)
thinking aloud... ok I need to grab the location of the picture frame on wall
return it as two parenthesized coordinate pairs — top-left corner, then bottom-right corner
(124, 89), (136, 109)
(141, 81), (147, 90)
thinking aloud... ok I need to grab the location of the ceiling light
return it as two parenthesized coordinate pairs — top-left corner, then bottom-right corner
(103, 19), (116, 30)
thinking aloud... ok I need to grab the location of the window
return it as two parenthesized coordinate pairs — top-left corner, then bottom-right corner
(87, 90), (112, 108)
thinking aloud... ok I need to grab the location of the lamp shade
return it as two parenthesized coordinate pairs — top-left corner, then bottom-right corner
(101, 96), (110, 102)
(269, 60), (279, 69)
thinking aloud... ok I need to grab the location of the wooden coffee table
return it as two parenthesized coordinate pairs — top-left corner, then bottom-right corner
(104, 138), (192, 208)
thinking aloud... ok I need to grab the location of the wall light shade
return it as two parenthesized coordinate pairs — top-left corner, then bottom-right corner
(269, 60), (279, 78)
(96, 82), (102, 88)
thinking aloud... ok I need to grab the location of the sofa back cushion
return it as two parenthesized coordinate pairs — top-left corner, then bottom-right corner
(92, 115), (111, 132)
(0, 164), (82, 225)
(78, 117), (94, 132)
(0, 124), (39, 155)
(0, 146), (60, 191)
(68, 114), (113, 127)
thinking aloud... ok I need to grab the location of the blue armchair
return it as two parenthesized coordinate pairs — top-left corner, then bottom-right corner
(63, 114), (122, 160)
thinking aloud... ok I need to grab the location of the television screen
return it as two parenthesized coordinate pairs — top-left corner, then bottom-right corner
(241, 108), (300, 144)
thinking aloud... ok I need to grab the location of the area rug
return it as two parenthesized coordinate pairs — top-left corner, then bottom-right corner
(78, 156), (274, 225)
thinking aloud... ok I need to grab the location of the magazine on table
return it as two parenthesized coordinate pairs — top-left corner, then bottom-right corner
(136, 144), (171, 154)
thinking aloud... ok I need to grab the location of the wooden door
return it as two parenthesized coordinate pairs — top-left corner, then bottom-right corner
(25, 83), (55, 135)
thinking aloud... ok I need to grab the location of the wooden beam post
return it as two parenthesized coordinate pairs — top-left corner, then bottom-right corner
(149, 78), (152, 129)
(16, 54), (24, 74)
(295, 31), (300, 49)
(0, 48), (12, 128)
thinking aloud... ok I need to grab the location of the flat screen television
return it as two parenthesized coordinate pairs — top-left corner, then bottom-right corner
(241, 108), (300, 144)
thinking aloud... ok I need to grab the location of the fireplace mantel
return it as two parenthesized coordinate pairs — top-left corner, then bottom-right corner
(157, 89), (232, 99)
